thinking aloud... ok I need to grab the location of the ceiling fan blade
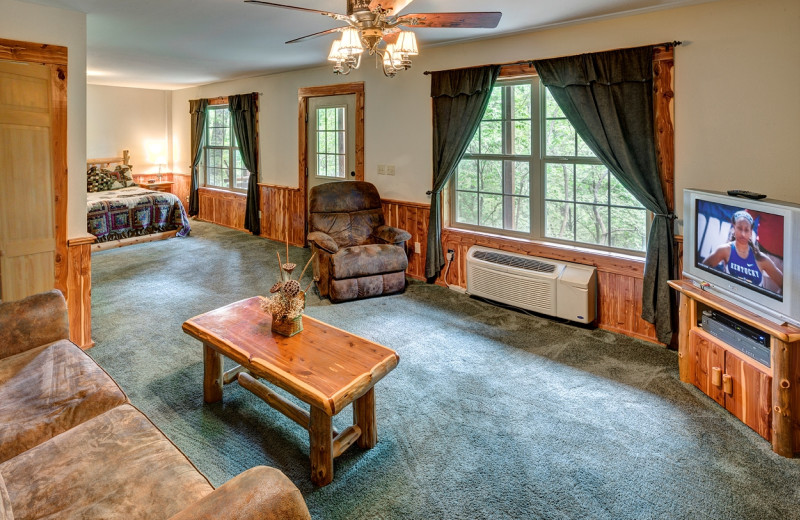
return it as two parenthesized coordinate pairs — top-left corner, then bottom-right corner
(397, 12), (502, 29)
(285, 27), (346, 44)
(381, 29), (400, 44)
(369, 0), (414, 15)
(244, 0), (344, 19)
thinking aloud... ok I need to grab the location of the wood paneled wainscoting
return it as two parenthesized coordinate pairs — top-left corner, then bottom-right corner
(379, 199), (659, 344)
(197, 190), (658, 344)
(197, 187), (247, 231)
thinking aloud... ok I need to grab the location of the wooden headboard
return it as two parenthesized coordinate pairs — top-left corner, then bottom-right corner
(87, 149), (130, 169)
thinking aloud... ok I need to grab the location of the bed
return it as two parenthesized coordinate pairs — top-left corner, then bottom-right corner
(86, 151), (190, 251)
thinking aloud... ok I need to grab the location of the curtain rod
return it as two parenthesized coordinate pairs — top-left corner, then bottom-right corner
(422, 41), (682, 75)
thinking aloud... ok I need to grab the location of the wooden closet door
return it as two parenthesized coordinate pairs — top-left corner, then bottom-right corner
(0, 60), (56, 301)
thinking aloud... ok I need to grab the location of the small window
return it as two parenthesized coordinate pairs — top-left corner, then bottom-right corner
(315, 106), (346, 179)
(450, 78), (649, 253)
(203, 105), (250, 191)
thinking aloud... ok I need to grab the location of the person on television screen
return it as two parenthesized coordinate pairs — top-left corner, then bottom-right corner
(702, 210), (784, 290)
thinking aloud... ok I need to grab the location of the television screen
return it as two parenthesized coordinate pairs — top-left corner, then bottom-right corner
(694, 199), (785, 301)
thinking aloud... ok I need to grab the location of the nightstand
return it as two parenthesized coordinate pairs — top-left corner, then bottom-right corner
(143, 181), (173, 194)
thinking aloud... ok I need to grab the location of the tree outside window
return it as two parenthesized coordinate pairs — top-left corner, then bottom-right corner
(203, 106), (250, 191)
(451, 78), (648, 253)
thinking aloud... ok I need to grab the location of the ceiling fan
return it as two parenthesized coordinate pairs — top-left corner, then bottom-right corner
(245, 0), (502, 77)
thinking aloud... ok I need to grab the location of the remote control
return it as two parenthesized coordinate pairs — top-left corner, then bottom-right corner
(727, 190), (766, 200)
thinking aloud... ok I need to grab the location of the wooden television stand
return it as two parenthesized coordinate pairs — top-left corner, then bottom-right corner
(669, 279), (800, 457)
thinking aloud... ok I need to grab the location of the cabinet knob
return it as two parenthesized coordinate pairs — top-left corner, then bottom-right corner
(722, 373), (733, 395)
(711, 366), (722, 387)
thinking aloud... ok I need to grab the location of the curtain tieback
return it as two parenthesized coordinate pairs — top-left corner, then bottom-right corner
(654, 213), (677, 220)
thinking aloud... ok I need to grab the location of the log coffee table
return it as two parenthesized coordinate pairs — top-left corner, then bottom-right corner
(182, 297), (399, 486)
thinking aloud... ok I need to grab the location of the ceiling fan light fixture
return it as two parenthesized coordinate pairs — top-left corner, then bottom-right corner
(394, 31), (418, 56)
(327, 39), (345, 62)
(339, 27), (364, 55)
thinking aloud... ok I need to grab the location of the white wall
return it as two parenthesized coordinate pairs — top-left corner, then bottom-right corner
(171, 0), (800, 221)
(1, 0), (87, 238)
(87, 85), (172, 174)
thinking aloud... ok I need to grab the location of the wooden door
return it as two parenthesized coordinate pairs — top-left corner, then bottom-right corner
(0, 61), (55, 301)
(724, 351), (772, 440)
(689, 331), (725, 405)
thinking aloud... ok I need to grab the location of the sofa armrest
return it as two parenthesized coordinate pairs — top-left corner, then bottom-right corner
(0, 290), (69, 360)
(372, 225), (412, 245)
(168, 466), (311, 520)
(307, 231), (339, 254)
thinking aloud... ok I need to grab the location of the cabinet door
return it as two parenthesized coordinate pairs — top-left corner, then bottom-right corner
(689, 330), (725, 405)
(724, 351), (772, 440)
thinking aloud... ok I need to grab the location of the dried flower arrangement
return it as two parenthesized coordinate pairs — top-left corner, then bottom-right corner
(260, 240), (315, 336)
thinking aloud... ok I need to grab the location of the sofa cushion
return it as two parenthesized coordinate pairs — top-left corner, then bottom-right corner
(309, 209), (384, 247)
(0, 404), (214, 520)
(0, 473), (12, 520)
(330, 244), (408, 279)
(0, 340), (128, 463)
(329, 272), (406, 302)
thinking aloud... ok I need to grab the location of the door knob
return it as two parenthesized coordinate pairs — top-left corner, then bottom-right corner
(350, 171), (355, 177)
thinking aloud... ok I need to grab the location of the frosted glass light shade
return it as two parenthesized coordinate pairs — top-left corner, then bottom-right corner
(328, 40), (345, 62)
(339, 27), (364, 55)
(394, 31), (418, 55)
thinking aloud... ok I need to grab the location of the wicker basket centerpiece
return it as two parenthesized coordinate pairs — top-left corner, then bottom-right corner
(260, 242), (315, 337)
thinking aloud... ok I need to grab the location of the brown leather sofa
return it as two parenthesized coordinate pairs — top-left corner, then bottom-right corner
(0, 290), (311, 520)
(308, 181), (411, 302)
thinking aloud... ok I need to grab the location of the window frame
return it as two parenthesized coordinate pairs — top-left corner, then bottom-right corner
(202, 104), (250, 193)
(448, 75), (651, 256)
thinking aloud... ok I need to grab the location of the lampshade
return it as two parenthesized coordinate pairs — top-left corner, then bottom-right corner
(339, 27), (364, 55)
(383, 44), (398, 68)
(145, 140), (167, 166)
(394, 31), (418, 56)
(328, 40), (345, 62)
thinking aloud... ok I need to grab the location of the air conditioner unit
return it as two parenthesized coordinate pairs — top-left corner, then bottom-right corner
(465, 245), (597, 324)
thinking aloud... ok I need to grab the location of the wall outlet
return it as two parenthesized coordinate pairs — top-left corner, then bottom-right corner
(386, 165), (395, 176)
(447, 249), (455, 261)
(414, 241), (421, 254)
(377, 164), (386, 175)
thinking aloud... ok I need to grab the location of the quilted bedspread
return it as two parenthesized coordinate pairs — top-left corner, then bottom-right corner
(87, 187), (191, 243)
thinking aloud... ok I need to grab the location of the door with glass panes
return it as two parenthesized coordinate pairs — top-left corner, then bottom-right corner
(306, 95), (356, 201)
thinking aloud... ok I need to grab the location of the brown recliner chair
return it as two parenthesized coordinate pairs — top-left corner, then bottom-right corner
(308, 181), (411, 302)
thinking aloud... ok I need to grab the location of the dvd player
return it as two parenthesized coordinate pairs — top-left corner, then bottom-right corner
(700, 310), (771, 367)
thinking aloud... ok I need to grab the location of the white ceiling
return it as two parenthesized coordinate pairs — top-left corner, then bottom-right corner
(23, 0), (710, 90)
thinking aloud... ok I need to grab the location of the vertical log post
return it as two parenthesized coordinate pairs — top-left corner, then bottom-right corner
(354, 387), (377, 449)
(203, 343), (223, 403)
(772, 338), (793, 457)
(309, 406), (333, 486)
(677, 293), (691, 383)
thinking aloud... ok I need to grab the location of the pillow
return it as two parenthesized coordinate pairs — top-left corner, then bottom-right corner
(87, 166), (113, 192)
(107, 164), (137, 189)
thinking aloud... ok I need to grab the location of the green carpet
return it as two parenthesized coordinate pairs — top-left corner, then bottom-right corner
(89, 221), (800, 520)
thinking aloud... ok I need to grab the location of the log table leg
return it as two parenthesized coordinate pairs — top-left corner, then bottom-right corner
(203, 343), (223, 403)
(354, 387), (377, 449)
(309, 406), (333, 486)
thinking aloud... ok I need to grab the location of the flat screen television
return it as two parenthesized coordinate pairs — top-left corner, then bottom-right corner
(683, 189), (800, 328)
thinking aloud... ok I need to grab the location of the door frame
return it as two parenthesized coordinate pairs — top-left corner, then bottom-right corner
(0, 38), (68, 297)
(298, 82), (364, 239)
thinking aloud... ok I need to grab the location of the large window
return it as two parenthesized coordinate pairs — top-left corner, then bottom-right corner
(203, 105), (250, 191)
(451, 77), (648, 253)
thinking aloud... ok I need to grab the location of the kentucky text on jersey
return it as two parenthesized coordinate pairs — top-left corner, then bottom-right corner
(727, 243), (762, 285)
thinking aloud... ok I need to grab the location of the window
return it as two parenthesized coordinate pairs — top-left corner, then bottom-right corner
(451, 77), (648, 253)
(203, 105), (250, 191)
(315, 106), (346, 178)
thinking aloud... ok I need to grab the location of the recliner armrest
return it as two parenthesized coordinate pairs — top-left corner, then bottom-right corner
(0, 290), (69, 360)
(308, 231), (339, 254)
(372, 225), (412, 245)
(168, 466), (311, 520)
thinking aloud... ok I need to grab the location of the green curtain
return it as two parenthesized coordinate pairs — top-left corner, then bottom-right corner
(534, 46), (675, 344)
(426, 65), (501, 280)
(188, 99), (208, 216)
(229, 93), (260, 235)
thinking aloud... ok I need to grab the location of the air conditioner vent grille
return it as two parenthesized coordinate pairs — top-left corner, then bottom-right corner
(472, 250), (556, 273)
